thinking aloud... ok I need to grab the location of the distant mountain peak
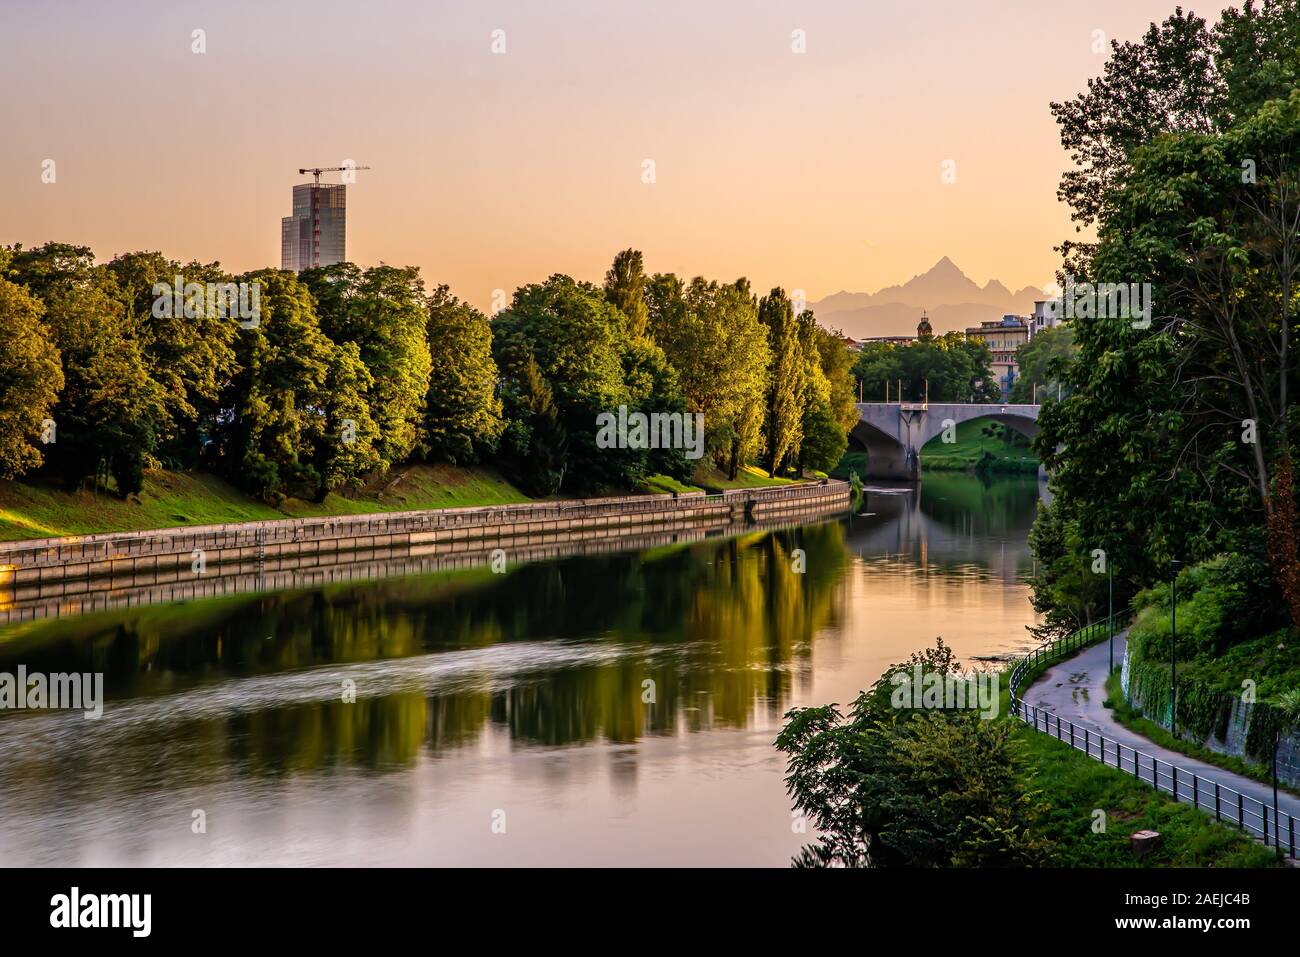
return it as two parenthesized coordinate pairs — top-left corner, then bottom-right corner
(894, 256), (967, 287)
(810, 256), (1040, 339)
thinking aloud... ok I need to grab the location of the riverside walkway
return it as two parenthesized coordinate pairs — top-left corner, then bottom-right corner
(1020, 632), (1299, 857)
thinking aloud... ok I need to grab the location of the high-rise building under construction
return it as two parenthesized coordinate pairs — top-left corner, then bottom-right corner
(280, 182), (346, 273)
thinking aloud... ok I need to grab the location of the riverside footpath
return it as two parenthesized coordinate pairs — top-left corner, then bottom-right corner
(1023, 632), (1300, 857)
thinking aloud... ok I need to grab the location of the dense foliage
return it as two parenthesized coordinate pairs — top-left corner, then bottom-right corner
(777, 633), (1279, 868)
(1124, 556), (1300, 760)
(776, 640), (1048, 867)
(1030, 1), (1300, 671)
(851, 333), (1000, 404)
(0, 245), (858, 501)
(1008, 325), (1073, 404)
(645, 274), (770, 477)
(0, 269), (62, 479)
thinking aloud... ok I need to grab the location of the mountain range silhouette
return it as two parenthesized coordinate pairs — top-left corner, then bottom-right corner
(811, 257), (1044, 338)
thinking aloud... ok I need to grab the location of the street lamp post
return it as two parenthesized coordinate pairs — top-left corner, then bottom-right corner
(1108, 560), (1114, 674)
(1170, 559), (1181, 737)
(1272, 728), (1282, 859)
(1079, 553), (1087, 628)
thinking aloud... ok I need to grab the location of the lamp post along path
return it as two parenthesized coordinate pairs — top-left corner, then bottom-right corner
(1108, 561), (1114, 674)
(1170, 559), (1181, 737)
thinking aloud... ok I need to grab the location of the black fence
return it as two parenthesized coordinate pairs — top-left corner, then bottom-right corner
(1009, 616), (1297, 859)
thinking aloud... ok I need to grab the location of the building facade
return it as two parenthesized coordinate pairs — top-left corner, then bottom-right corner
(280, 183), (346, 273)
(965, 314), (1030, 399)
(848, 307), (1058, 400)
(1030, 298), (1061, 337)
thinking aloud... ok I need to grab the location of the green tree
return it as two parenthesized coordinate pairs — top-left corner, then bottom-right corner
(776, 639), (1048, 867)
(43, 274), (166, 495)
(1050, 2), (1300, 274)
(493, 275), (632, 493)
(106, 251), (239, 465)
(646, 274), (770, 476)
(300, 263), (433, 469)
(5, 242), (97, 303)
(0, 277), (63, 478)
(1009, 325), (1074, 404)
(851, 341), (904, 402)
(1049, 9), (1223, 273)
(798, 402), (846, 474)
(423, 285), (505, 464)
(760, 288), (804, 476)
(6, 246), (167, 495)
(219, 270), (378, 502)
(498, 353), (567, 495)
(495, 273), (689, 491)
(852, 333), (998, 404)
(316, 340), (383, 494)
(1034, 0), (1300, 632)
(815, 327), (861, 431)
(794, 311), (835, 472)
(603, 248), (650, 339)
(1082, 91), (1300, 624)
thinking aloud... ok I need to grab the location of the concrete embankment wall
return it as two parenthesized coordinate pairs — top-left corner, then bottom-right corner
(0, 481), (850, 623)
(0, 495), (848, 626)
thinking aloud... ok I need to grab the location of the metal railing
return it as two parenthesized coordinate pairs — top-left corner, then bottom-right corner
(1009, 614), (1297, 858)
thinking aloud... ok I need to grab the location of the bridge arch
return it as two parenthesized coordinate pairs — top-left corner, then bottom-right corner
(852, 402), (1041, 481)
(849, 417), (918, 479)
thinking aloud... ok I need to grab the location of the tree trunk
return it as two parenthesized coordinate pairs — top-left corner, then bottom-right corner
(1264, 452), (1300, 629)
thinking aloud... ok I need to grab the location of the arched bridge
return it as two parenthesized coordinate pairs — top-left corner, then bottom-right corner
(852, 402), (1041, 481)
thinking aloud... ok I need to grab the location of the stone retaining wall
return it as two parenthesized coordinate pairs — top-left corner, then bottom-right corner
(1122, 642), (1300, 788)
(0, 481), (850, 609)
(0, 495), (849, 627)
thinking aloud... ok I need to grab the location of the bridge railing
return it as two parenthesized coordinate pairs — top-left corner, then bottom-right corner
(854, 402), (1041, 409)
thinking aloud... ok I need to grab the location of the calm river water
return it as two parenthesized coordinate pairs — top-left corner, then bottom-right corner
(0, 474), (1042, 866)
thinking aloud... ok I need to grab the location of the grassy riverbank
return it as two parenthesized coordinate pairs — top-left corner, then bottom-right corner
(637, 464), (796, 496)
(920, 417), (1038, 473)
(1014, 723), (1277, 866)
(0, 462), (813, 541)
(0, 465), (530, 541)
(694, 464), (800, 490)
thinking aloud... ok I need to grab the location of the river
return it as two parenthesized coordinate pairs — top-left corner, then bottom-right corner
(0, 473), (1042, 866)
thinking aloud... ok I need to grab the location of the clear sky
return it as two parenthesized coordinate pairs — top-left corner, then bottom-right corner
(1, 0), (1207, 310)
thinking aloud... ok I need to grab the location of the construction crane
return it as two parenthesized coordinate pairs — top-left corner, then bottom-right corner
(298, 164), (371, 185)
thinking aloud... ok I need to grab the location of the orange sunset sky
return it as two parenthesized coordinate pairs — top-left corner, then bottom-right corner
(1, 0), (1209, 314)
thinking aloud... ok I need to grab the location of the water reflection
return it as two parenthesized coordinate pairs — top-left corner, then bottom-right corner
(857, 473), (1039, 581)
(0, 475), (1043, 866)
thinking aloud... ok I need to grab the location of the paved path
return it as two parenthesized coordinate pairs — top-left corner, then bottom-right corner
(1022, 633), (1300, 842)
